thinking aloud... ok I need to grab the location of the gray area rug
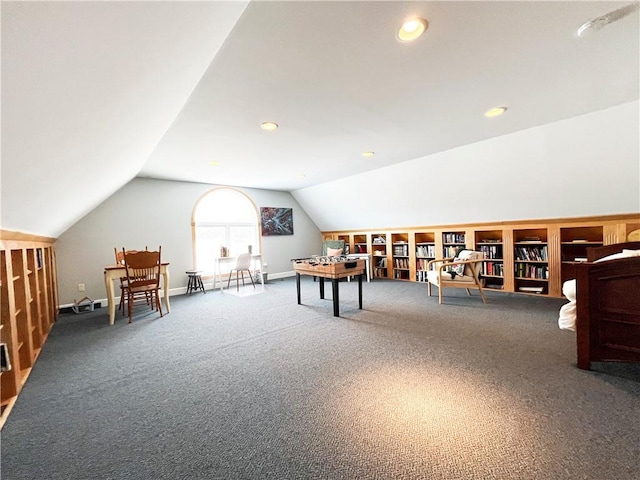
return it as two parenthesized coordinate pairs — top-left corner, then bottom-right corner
(1, 277), (638, 479)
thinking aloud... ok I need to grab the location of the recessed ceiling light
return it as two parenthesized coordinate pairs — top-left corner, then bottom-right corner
(397, 17), (428, 42)
(209, 161), (221, 166)
(362, 151), (375, 157)
(260, 121), (278, 131)
(297, 174), (306, 179)
(484, 106), (508, 118)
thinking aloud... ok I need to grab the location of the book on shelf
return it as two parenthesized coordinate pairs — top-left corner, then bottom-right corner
(518, 286), (544, 293)
(0, 342), (11, 372)
(574, 257), (588, 262)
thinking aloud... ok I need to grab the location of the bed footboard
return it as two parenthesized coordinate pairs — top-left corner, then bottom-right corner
(575, 255), (640, 370)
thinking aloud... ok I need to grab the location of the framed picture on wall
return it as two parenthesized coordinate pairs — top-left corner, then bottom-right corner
(260, 207), (294, 236)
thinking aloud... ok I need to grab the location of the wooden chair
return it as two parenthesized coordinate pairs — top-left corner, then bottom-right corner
(227, 252), (255, 291)
(426, 250), (487, 304)
(122, 247), (163, 323)
(114, 247), (148, 315)
(114, 248), (131, 315)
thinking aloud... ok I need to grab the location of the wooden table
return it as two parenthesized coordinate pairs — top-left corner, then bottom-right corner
(292, 259), (365, 317)
(104, 263), (170, 325)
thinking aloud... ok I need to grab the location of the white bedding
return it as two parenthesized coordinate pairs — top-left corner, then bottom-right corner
(558, 279), (577, 331)
(558, 249), (640, 331)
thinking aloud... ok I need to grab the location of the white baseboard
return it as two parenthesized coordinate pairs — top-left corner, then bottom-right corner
(58, 272), (297, 310)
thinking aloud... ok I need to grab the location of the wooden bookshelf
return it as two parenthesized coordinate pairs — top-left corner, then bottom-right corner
(391, 233), (410, 280)
(371, 233), (389, 279)
(513, 228), (549, 295)
(1, 231), (58, 429)
(442, 230), (466, 258)
(322, 213), (640, 297)
(559, 226), (604, 283)
(353, 234), (368, 254)
(475, 230), (505, 291)
(414, 231), (436, 283)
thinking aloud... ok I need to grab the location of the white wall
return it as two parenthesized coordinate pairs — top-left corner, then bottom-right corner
(293, 101), (640, 231)
(55, 178), (322, 305)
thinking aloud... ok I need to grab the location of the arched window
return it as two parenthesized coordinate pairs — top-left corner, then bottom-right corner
(192, 188), (260, 270)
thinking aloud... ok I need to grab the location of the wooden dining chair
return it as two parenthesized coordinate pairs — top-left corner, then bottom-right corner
(114, 247), (129, 315)
(114, 247), (149, 316)
(122, 247), (163, 323)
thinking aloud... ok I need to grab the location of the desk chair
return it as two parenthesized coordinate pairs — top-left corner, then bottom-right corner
(227, 253), (255, 291)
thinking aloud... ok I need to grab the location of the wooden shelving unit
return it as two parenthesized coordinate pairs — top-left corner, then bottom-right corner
(475, 230), (505, 291)
(514, 228), (549, 295)
(560, 226), (603, 283)
(353, 234), (368, 254)
(322, 213), (640, 298)
(1, 231), (58, 429)
(414, 231), (436, 283)
(371, 233), (389, 278)
(442, 231), (466, 258)
(391, 233), (410, 280)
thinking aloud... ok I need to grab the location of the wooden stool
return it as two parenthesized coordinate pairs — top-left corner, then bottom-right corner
(186, 270), (205, 295)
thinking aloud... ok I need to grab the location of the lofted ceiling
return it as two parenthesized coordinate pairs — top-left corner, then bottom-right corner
(2, 1), (639, 238)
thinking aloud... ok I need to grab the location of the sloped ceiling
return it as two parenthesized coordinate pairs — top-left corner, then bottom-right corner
(1, 1), (248, 237)
(2, 1), (638, 238)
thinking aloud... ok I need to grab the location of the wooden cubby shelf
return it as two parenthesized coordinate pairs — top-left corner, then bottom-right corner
(1, 232), (58, 429)
(370, 233), (388, 279)
(475, 230), (505, 291)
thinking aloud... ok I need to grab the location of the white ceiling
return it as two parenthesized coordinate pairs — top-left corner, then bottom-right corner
(2, 1), (639, 237)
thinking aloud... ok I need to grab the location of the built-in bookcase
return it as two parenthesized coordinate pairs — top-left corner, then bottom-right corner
(475, 230), (504, 291)
(560, 226), (603, 283)
(513, 228), (549, 295)
(371, 233), (388, 278)
(337, 234), (350, 254)
(391, 233), (409, 280)
(442, 231), (466, 258)
(415, 232), (436, 282)
(322, 213), (640, 298)
(1, 233), (58, 428)
(353, 234), (368, 254)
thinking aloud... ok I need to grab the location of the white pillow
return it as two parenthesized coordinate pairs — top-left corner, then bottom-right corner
(327, 247), (343, 256)
(595, 249), (639, 263)
(453, 250), (480, 277)
(562, 279), (576, 301)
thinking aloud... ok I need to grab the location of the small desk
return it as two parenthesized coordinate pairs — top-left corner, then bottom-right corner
(104, 263), (170, 325)
(213, 254), (264, 291)
(293, 259), (365, 317)
(345, 253), (372, 282)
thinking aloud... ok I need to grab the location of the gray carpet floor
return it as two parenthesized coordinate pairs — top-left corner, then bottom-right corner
(1, 277), (638, 480)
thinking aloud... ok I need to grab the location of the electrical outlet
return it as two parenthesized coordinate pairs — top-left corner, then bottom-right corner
(78, 283), (85, 292)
